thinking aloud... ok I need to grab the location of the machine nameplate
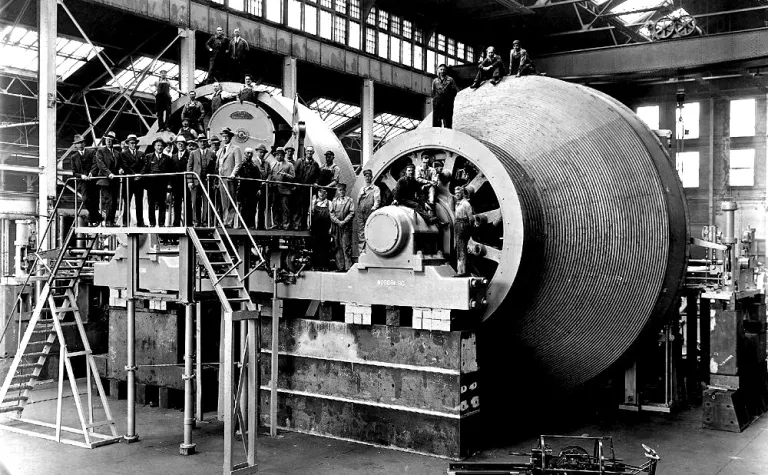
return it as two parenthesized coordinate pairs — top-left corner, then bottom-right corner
(377, 279), (406, 287)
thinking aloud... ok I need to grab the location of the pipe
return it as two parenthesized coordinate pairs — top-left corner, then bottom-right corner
(124, 298), (139, 443)
(180, 303), (196, 455)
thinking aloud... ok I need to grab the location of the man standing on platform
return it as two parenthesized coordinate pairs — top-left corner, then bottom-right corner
(431, 64), (458, 128)
(120, 134), (146, 227)
(152, 70), (178, 131)
(229, 28), (249, 81)
(453, 186), (474, 277)
(94, 131), (122, 226)
(355, 169), (380, 254)
(254, 144), (271, 229)
(197, 135), (217, 225)
(177, 117), (198, 142)
(217, 127), (243, 227)
(206, 26), (229, 83)
(71, 134), (101, 225)
(210, 82), (235, 114)
(330, 183), (354, 271)
(235, 147), (263, 229)
(317, 150), (340, 199)
(146, 137), (172, 227)
(239, 74), (257, 103)
(267, 147), (295, 230)
(186, 139), (204, 227)
(181, 91), (205, 133)
(171, 136), (191, 226)
(292, 145), (320, 230)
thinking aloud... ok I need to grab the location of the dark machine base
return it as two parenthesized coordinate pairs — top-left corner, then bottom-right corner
(703, 387), (758, 432)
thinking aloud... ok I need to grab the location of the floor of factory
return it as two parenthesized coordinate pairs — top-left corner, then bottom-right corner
(0, 383), (766, 475)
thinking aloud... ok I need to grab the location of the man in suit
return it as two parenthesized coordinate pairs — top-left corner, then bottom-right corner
(229, 28), (249, 81)
(119, 134), (146, 226)
(186, 138), (205, 227)
(267, 147), (295, 230)
(94, 131), (122, 226)
(205, 26), (229, 83)
(292, 145), (320, 230)
(71, 134), (101, 225)
(181, 91), (205, 133)
(171, 136), (191, 226)
(195, 135), (217, 226)
(217, 127), (244, 227)
(146, 137), (172, 227)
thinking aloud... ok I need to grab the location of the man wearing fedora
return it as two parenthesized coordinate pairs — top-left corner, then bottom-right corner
(146, 136), (172, 227)
(94, 131), (122, 226)
(292, 145), (320, 230)
(119, 134), (146, 226)
(187, 135), (216, 226)
(217, 127), (244, 226)
(267, 147), (295, 230)
(171, 135), (191, 226)
(71, 134), (101, 225)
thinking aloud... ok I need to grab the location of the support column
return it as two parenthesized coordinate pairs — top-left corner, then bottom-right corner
(124, 234), (139, 443)
(180, 303), (197, 455)
(423, 97), (433, 120)
(38, 0), (57, 252)
(179, 28), (196, 93)
(282, 56), (298, 101)
(361, 79), (374, 166)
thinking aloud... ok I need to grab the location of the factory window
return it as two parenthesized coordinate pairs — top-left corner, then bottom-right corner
(403, 20), (412, 39)
(378, 31), (389, 59)
(304, 4), (318, 35)
(333, 16), (346, 43)
(348, 0), (360, 18)
(414, 29), (423, 44)
(288, 0), (302, 29)
(428, 34), (436, 48)
(729, 149), (755, 187)
(635, 105), (660, 131)
(334, 0), (346, 14)
(675, 151), (699, 188)
(676, 102), (700, 140)
(378, 10), (388, 29)
(391, 16), (401, 35)
(245, 0), (263, 16)
(366, 9), (375, 25)
(320, 0), (332, 7)
(437, 34), (446, 52)
(348, 21), (361, 49)
(730, 98), (756, 137)
(265, 0), (282, 23)
(365, 28), (376, 53)
(402, 41), (412, 67)
(319, 10), (333, 39)
(457, 42), (465, 60)
(390, 37), (400, 62)
(466, 46), (474, 62)
(229, 0), (244, 12)
(426, 50), (436, 74)
(414, 45), (423, 70)
(447, 38), (456, 57)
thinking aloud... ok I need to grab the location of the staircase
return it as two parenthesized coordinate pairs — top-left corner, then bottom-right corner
(0, 225), (120, 448)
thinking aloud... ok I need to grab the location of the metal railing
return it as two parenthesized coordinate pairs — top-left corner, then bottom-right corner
(113, 171), (266, 283)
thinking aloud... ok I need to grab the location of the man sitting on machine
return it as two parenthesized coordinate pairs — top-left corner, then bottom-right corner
(393, 163), (438, 225)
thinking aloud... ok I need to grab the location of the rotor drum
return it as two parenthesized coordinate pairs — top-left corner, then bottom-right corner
(365, 77), (688, 390)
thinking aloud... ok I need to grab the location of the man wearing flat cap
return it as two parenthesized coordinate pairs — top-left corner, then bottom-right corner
(254, 143), (270, 229)
(292, 145), (320, 230)
(216, 127), (244, 226)
(235, 147), (263, 229)
(187, 135), (216, 226)
(94, 131), (122, 226)
(119, 134), (146, 226)
(71, 134), (101, 225)
(146, 136), (172, 226)
(317, 150), (340, 199)
(267, 147), (295, 229)
(356, 169), (380, 253)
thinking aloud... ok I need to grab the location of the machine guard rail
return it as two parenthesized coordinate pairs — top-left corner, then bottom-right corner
(108, 171), (265, 284)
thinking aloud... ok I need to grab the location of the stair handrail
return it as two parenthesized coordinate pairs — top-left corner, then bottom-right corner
(114, 171), (243, 269)
(0, 178), (83, 349)
(208, 174), (268, 277)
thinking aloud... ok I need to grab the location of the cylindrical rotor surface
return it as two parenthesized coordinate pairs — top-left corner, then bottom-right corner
(435, 77), (687, 389)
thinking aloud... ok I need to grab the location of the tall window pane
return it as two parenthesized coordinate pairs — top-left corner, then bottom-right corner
(365, 28), (376, 54)
(304, 5), (317, 35)
(378, 31), (388, 59)
(230, 0), (244, 12)
(675, 151), (699, 188)
(348, 21), (361, 49)
(402, 41), (412, 67)
(349, 0), (360, 18)
(414, 45), (423, 70)
(378, 10), (388, 30)
(730, 149), (755, 186)
(333, 16), (346, 43)
(390, 37), (400, 62)
(676, 102), (700, 139)
(334, 0), (347, 14)
(403, 20), (412, 39)
(319, 10), (332, 39)
(636, 105), (660, 131)
(287, 0), (302, 29)
(731, 98), (756, 137)
(266, 0), (282, 23)
(426, 49), (435, 74)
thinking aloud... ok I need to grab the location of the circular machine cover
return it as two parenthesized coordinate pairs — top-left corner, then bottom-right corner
(427, 76), (689, 392)
(208, 101), (275, 152)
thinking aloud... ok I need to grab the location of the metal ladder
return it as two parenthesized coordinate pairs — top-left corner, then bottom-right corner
(188, 227), (260, 475)
(0, 225), (120, 448)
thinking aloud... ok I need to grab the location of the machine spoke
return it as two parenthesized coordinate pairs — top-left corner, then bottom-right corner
(442, 152), (458, 175)
(475, 208), (502, 226)
(380, 173), (398, 191)
(466, 173), (487, 195)
(467, 238), (501, 264)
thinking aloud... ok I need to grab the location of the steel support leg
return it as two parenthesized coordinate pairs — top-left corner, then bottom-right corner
(180, 303), (197, 455)
(124, 298), (139, 442)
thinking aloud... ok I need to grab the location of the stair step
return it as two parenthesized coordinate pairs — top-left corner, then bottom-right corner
(22, 352), (48, 359)
(0, 406), (23, 414)
(204, 250), (227, 254)
(11, 373), (37, 382)
(16, 363), (44, 369)
(227, 297), (251, 302)
(7, 383), (33, 391)
(2, 395), (29, 403)
(85, 420), (113, 429)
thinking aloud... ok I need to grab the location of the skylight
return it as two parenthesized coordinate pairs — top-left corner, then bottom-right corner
(610, 0), (671, 25)
(308, 98), (362, 129)
(352, 112), (420, 141)
(0, 25), (102, 80)
(106, 56), (208, 101)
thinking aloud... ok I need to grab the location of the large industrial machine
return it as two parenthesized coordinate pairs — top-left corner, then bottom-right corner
(1, 76), (764, 471)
